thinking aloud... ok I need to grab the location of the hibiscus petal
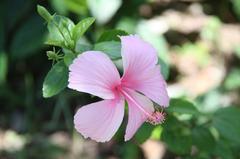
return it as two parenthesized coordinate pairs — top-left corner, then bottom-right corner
(120, 35), (169, 106)
(68, 51), (121, 99)
(124, 89), (154, 141)
(74, 99), (124, 142)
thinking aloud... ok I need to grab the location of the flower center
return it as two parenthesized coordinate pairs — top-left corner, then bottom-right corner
(146, 111), (165, 125)
(117, 87), (165, 125)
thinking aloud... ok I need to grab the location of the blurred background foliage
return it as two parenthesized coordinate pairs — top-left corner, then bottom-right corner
(0, 0), (240, 159)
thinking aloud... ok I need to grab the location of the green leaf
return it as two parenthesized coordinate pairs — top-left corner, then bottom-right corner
(10, 15), (45, 59)
(72, 17), (95, 44)
(37, 5), (53, 22)
(162, 128), (192, 155)
(134, 123), (154, 144)
(75, 43), (93, 53)
(167, 98), (200, 115)
(158, 57), (169, 80)
(224, 69), (240, 90)
(87, 0), (122, 24)
(116, 17), (137, 34)
(213, 140), (234, 159)
(161, 115), (193, 155)
(235, 46), (240, 58)
(63, 49), (76, 66)
(122, 143), (140, 159)
(192, 126), (216, 152)
(64, 0), (88, 15)
(46, 15), (75, 48)
(97, 29), (128, 42)
(94, 41), (121, 60)
(150, 126), (162, 140)
(232, 0), (240, 19)
(0, 52), (7, 85)
(212, 107), (240, 144)
(43, 61), (68, 98)
(50, 0), (68, 15)
(162, 115), (182, 130)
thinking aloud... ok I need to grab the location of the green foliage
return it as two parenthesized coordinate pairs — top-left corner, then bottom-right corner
(37, 5), (95, 97)
(63, 50), (76, 66)
(38, 5), (94, 50)
(157, 57), (169, 80)
(175, 42), (210, 66)
(0, 52), (7, 85)
(212, 107), (240, 144)
(94, 41), (121, 60)
(167, 98), (200, 115)
(162, 127), (192, 155)
(232, 0), (240, 19)
(72, 17), (95, 44)
(192, 126), (216, 152)
(133, 123), (154, 144)
(42, 61), (68, 98)
(213, 140), (234, 159)
(235, 46), (240, 58)
(161, 113), (192, 154)
(224, 69), (240, 90)
(37, 5), (52, 22)
(121, 143), (140, 159)
(64, 0), (88, 15)
(97, 29), (128, 42)
(46, 15), (75, 49)
(201, 16), (221, 41)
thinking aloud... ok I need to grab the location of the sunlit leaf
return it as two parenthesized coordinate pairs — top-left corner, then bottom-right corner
(37, 5), (53, 22)
(87, 0), (122, 24)
(94, 41), (121, 60)
(72, 17), (95, 44)
(150, 125), (162, 140)
(46, 15), (75, 49)
(43, 61), (68, 98)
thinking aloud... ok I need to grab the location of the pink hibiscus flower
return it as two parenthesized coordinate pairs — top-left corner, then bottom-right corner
(68, 35), (169, 142)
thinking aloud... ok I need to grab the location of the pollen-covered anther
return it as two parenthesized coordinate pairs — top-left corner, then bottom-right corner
(146, 111), (166, 125)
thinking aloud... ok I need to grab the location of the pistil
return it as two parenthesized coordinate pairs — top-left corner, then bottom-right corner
(118, 87), (165, 125)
